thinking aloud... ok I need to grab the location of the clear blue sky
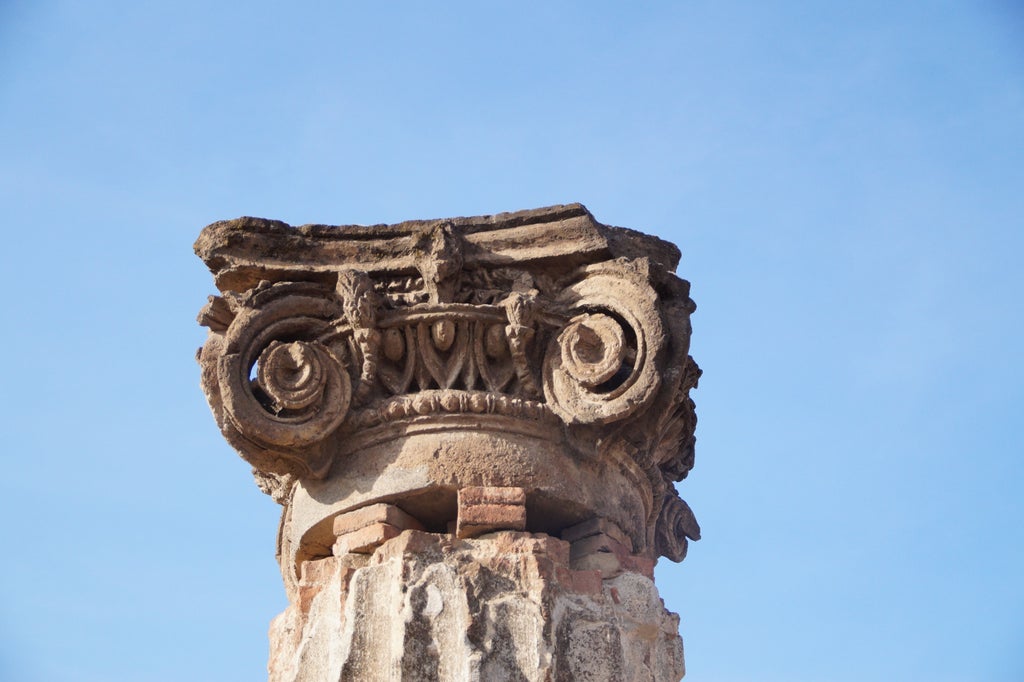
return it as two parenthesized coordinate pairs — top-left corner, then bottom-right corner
(1, 2), (1022, 681)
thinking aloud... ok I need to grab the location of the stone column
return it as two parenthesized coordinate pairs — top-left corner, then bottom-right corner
(195, 204), (702, 681)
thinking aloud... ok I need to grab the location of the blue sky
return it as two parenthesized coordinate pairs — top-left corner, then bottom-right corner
(1, 2), (1022, 680)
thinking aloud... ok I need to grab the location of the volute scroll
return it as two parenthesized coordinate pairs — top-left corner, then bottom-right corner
(204, 282), (353, 478)
(542, 260), (665, 426)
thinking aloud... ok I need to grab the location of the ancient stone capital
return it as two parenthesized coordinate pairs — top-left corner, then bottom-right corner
(195, 204), (701, 679)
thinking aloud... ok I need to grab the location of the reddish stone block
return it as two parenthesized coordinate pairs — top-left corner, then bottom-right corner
(300, 556), (337, 587)
(332, 503), (425, 537)
(460, 503), (527, 527)
(621, 554), (656, 580)
(332, 522), (401, 555)
(372, 529), (441, 563)
(456, 503), (527, 538)
(570, 569), (604, 595)
(532, 535), (571, 565)
(458, 486), (526, 506)
(555, 565), (575, 587)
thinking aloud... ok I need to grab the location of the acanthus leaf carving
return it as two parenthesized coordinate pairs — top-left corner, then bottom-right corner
(502, 291), (542, 399)
(336, 270), (379, 405)
(651, 356), (702, 483)
(655, 491), (701, 563)
(197, 294), (236, 333)
(418, 221), (463, 304)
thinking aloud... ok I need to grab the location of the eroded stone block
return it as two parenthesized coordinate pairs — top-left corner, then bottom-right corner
(572, 551), (623, 579)
(562, 516), (634, 551)
(332, 502), (425, 537)
(458, 486), (527, 506)
(271, 530), (685, 682)
(456, 486), (528, 538)
(333, 522), (402, 555)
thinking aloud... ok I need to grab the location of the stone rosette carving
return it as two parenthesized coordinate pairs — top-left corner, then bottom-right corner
(195, 204), (701, 589)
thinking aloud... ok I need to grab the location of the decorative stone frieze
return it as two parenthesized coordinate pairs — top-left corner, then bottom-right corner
(196, 204), (701, 680)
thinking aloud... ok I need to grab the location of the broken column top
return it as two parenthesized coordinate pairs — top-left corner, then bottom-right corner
(196, 203), (700, 590)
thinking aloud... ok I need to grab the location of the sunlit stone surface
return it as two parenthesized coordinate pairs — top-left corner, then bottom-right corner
(196, 204), (701, 680)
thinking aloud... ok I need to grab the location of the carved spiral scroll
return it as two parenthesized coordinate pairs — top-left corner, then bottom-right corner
(217, 287), (351, 472)
(542, 263), (665, 425)
(560, 313), (626, 389)
(258, 341), (333, 412)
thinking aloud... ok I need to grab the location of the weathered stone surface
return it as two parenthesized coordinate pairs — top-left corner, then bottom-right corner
(570, 532), (630, 561)
(458, 485), (527, 506)
(332, 503), (425, 537)
(332, 522), (402, 555)
(196, 205), (700, 569)
(456, 504), (527, 538)
(456, 486), (528, 538)
(572, 550), (623, 580)
(563, 516), (634, 551)
(270, 530), (684, 682)
(195, 204), (701, 679)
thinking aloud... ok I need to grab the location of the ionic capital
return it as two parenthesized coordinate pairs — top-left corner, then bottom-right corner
(196, 204), (701, 572)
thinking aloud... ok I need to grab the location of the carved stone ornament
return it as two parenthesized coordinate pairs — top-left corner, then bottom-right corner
(195, 203), (701, 596)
